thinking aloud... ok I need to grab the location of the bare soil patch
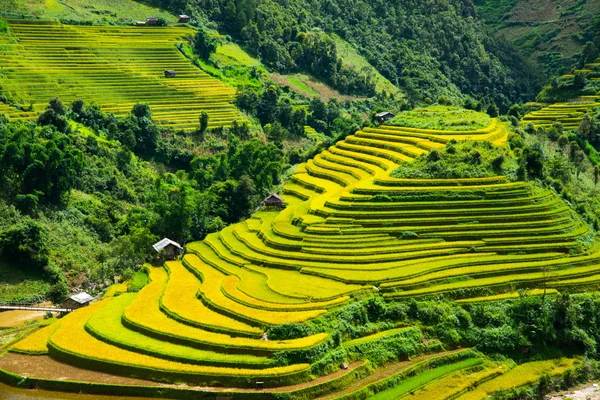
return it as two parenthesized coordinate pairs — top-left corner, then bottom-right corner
(0, 311), (45, 329)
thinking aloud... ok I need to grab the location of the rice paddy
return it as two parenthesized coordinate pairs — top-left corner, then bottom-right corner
(0, 20), (243, 130)
(521, 58), (600, 129)
(2, 25), (592, 395)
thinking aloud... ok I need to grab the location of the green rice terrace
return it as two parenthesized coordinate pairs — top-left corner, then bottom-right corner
(0, 19), (242, 130)
(2, 111), (597, 398)
(522, 58), (600, 129)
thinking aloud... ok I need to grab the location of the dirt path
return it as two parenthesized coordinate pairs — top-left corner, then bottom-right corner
(0, 353), (363, 393)
(316, 349), (465, 400)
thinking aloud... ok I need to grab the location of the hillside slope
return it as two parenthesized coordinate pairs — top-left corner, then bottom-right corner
(154, 0), (541, 108)
(2, 106), (597, 398)
(475, 0), (600, 75)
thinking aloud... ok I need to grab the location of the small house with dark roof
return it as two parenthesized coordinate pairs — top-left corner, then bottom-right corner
(63, 292), (94, 310)
(264, 193), (285, 210)
(164, 70), (176, 78)
(375, 111), (395, 124)
(146, 16), (159, 25)
(153, 238), (183, 260)
(178, 15), (190, 23)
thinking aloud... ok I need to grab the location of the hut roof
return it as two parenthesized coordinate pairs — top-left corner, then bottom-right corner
(376, 111), (394, 118)
(70, 292), (94, 304)
(153, 238), (183, 252)
(265, 193), (284, 202)
(179, 14), (190, 18)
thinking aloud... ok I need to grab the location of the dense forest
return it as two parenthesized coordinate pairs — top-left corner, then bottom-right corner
(149, 0), (542, 110)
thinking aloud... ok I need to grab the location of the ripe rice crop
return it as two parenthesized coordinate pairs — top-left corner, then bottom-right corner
(122, 266), (329, 351)
(456, 358), (578, 400)
(0, 21), (243, 129)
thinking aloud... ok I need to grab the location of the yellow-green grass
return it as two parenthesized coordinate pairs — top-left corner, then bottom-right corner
(367, 357), (484, 400)
(456, 289), (559, 303)
(48, 299), (312, 385)
(343, 327), (414, 348)
(0, 21), (244, 130)
(161, 261), (262, 336)
(188, 240), (337, 305)
(10, 321), (60, 355)
(304, 252), (565, 285)
(221, 275), (350, 311)
(102, 282), (129, 298)
(122, 266), (329, 352)
(332, 33), (402, 96)
(0, 0), (177, 24)
(212, 42), (261, 68)
(244, 263), (366, 301)
(455, 358), (579, 400)
(384, 263), (600, 299)
(404, 362), (504, 400)
(384, 253), (593, 288)
(85, 293), (272, 367)
(182, 254), (328, 325)
(387, 106), (492, 132)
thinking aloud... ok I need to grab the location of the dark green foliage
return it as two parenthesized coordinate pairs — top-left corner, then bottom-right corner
(193, 28), (218, 59)
(0, 218), (49, 271)
(0, 98), (291, 300)
(154, 0), (539, 106)
(1, 111), (84, 205)
(391, 141), (518, 180)
(199, 111), (209, 134)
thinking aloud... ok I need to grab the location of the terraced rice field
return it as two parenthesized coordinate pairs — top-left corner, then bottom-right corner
(522, 58), (600, 129)
(0, 20), (243, 130)
(5, 115), (592, 396)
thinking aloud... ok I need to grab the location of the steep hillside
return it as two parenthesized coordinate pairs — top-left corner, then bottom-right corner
(0, 0), (176, 24)
(3, 107), (600, 398)
(153, 0), (541, 109)
(0, 20), (243, 130)
(475, 0), (600, 75)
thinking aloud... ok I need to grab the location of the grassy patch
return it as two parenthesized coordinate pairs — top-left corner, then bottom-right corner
(369, 357), (483, 400)
(388, 106), (491, 131)
(0, 0), (177, 23)
(0, 261), (49, 304)
(127, 270), (148, 293)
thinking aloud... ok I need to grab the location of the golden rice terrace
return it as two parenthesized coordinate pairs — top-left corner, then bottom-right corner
(3, 113), (596, 398)
(0, 20), (242, 130)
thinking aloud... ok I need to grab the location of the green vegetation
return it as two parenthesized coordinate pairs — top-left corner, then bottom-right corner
(4, 1), (600, 398)
(153, 0), (540, 109)
(391, 140), (518, 180)
(474, 0), (600, 76)
(0, 0), (177, 24)
(368, 357), (483, 400)
(388, 106), (491, 131)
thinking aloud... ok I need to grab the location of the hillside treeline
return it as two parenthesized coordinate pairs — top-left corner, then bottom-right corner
(0, 100), (287, 301)
(153, 0), (542, 109)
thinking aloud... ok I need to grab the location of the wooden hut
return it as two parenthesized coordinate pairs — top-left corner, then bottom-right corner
(264, 193), (285, 210)
(178, 15), (190, 23)
(153, 238), (183, 260)
(164, 70), (176, 78)
(375, 111), (395, 124)
(134, 21), (147, 26)
(63, 292), (94, 310)
(146, 16), (159, 25)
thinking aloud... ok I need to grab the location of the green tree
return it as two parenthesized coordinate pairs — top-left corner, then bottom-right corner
(194, 28), (218, 60)
(199, 112), (209, 134)
(0, 218), (49, 271)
